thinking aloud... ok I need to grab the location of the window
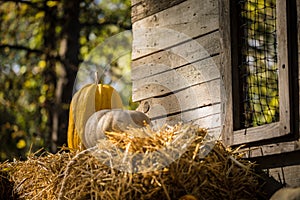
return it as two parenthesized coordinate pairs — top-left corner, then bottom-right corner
(235, 0), (279, 129)
(220, 0), (298, 148)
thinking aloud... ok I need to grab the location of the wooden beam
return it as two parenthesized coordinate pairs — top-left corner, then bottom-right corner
(248, 150), (300, 169)
(218, 0), (234, 145)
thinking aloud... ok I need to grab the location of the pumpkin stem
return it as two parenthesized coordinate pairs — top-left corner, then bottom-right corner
(94, 71), (99, 84)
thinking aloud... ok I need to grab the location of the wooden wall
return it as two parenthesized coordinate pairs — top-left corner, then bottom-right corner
(131, 0), (300, 189)
(131, 0), (222, 138)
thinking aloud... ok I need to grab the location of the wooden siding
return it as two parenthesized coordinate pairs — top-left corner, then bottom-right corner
(132, 56), (220, 101)
(131, 0), (300, 188)
(131, 0), (221, 133)
(131, 30), (220, 81)
(132, 0), (218, 59)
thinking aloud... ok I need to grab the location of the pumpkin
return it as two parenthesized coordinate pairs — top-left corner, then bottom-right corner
(179, 195), (198, 200)
(270, 187), (300, 200)
(83, 109), (151, 148)
(67, 84), (123, 150)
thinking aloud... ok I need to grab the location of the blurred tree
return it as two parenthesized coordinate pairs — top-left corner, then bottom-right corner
(0, 0), (131, 161)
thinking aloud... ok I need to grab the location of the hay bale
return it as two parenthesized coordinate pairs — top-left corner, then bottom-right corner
(0, 123), (263, 200)
(0, 166), (17, 199)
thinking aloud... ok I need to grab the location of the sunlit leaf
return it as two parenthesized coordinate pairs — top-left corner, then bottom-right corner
(20, 66), (27, 74)
(38, 60), (47, 69)
(47, 1), (58, 7)
(39, 95), (46, 104)
(35, 11), (45, 19)
(16, 139), (26, 149)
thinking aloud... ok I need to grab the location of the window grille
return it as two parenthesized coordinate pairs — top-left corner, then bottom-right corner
(237, 0), (279, 129)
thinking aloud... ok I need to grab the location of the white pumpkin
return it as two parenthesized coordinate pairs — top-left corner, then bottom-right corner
(83, 109), (151, 148)
(270, 187), (300, 200)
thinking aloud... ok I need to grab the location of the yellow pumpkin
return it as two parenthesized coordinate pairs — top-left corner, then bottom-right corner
(67, 84), (123, 150)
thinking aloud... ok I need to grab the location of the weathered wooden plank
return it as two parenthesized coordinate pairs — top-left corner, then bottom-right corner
(132, 0), (219, 59)
(268, 165), (300, 187)
(131, 0), (187, 23)
(207, 127), (222, 140)
(151, 111), (221, 130)
(136, 79), (221, 118)
(193, 113), (221, 130)
(132, 31), (220, 81)
(131, 0), (143, 6)
(157, 103), (220, 122)
(232, 122), (282, 146)
(132, 56), (220, 101)
(277, 0), (291, 136)
(219, 0), (235, 145)
(245, 139), (300, 158)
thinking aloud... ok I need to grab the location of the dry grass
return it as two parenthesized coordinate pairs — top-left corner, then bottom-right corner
(0, 123), (263, 200)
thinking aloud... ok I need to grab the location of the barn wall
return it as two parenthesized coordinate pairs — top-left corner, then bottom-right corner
(131, 0), (300, 189)
(131, 0), (222, 138)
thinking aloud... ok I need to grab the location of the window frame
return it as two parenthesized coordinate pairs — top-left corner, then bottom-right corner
(220, 0), (299, 148)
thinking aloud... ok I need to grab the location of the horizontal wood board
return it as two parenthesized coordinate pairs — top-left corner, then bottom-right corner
(132, 0), (219, 60)
(151, 111), (221, 131)
(132, 55), (220, 101)
(136, 79), (221, 117)
(131, 0), (187, 23)
(132, 30), (220, 81)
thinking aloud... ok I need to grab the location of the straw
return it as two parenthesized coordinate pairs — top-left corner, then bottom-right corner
(0, 123), (263, 200)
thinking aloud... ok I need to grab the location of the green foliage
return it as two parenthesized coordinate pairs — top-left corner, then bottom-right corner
(0, 0), (132, 161)
(0, 59), (50, 160)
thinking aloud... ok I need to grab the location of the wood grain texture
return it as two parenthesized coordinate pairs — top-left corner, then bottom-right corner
(151, 111), (221, 131)
(131, 0), (187, 23)
(131, 0), (143, 6)
(219, 0), (233, 145)
(246, 140), (300, 158)
(207, 127), (222, 140)
(277, 0), (291, 136)
(132, 0), (219, 59)
(232, 123), (281, 146)
(136, 79), (221, 118)
(133, 56), (220, 101)
(131, 0), (221, 133)
(268, 165), (300, 187)
(132, 30), (220, 81)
